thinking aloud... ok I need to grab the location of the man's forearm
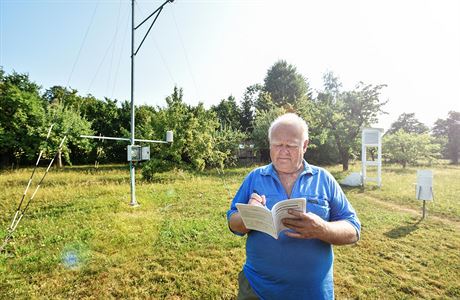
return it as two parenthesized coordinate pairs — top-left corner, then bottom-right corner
(229, 212), (250, 235)
(321, 220), (359, 245)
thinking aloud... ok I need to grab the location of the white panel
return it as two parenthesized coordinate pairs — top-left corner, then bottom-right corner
(166, 131), (174, 143)
(141, 146), (150, 161)
(416, 170), (433, 200)
(364, 131), (379, 144)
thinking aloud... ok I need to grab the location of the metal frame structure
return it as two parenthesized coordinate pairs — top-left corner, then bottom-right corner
(361, 127), (384, 187)
(81, 0), (175, 206)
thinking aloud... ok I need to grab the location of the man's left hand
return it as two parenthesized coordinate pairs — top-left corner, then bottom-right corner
(282, 209), (327, 239)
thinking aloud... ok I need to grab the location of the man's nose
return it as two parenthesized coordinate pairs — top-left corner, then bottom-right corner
(280, 145), (290, 152)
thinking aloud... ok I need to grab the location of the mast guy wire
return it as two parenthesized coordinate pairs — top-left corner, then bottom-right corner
(1, 133), (67, 253)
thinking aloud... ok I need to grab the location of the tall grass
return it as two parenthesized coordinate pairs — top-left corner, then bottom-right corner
(0, 164), (459, 299)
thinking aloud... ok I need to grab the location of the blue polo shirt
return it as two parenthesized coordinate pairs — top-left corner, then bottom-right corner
(227, 161), (361, 300)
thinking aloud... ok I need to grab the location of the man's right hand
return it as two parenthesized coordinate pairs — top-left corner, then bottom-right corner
(229, 193), (266, 234)
(248, 193), (266, 207)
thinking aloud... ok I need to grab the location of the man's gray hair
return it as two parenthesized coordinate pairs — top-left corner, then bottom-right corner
(268, 113), (309, 142)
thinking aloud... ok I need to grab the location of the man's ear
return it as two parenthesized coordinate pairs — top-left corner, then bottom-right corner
(303, 140), (309, 153)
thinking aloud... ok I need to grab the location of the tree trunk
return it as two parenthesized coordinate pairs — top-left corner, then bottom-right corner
(57, 149), (63, 168)
(452, 150), (459, 164)
(0, 153), (10, 168)
(260, 148), (270, 163)
(341, 151), (349, 171)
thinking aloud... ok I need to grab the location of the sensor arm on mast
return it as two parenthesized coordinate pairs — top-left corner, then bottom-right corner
(80, 134), (173, 144)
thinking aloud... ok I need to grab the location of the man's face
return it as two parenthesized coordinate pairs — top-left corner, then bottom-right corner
(269, 123), (308, 174)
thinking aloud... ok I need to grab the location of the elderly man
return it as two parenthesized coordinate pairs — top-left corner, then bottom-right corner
(227, 113), (360, 300)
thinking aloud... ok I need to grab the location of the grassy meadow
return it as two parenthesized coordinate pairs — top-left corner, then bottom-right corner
(0, 163), (459, 299)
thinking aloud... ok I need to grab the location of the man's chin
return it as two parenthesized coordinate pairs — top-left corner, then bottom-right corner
(274, 162), (292, 170)
(277, 158), (291, 163)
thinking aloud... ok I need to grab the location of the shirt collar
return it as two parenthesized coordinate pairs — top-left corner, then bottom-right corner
(261, 159), (317, 177)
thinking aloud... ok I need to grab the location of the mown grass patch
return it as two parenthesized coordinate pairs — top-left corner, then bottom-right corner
(330, 163), (460, 220)
(0, 163), (459, 298)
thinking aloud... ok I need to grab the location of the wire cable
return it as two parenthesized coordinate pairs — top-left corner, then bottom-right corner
(170, 8), (201, 101)
(87, 6), (130, 95)
(135, 2), (176, 87)
(111, 3), (131, 99)
(67, 1), (100, 88)
(152, 36), (176, 86)
(106, 0), (124, 96)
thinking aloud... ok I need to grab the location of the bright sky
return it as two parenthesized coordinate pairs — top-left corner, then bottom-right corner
(1, 0), (459, 131)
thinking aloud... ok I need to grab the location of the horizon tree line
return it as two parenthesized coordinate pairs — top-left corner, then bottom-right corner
(1, 62), (458, 175)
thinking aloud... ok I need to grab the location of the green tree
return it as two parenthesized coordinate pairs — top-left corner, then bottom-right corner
(263, 60), (310, 107)
(43, 85), (83, 109)
(254, 90), (275, 113)
(2, 70), (41, 94)
(44, 102), (93, 167)
(79, 96), (128, 163)
(0, 71), (46, 167)
(315, 72), (387, 170)
(142, 87), (219, 177)
(386, 113), (429, 135)
(211, 95), (241, 130)
(135, 104), (157, 140)
(432, 117), (449, 159)
(433, 111), (460, 164)
(207, 127), (247, 169)
(383, 130), (440, 168)
(446, 111), (460, 164)
(239, 84), (261, 133)
(251, 107), (286, 162)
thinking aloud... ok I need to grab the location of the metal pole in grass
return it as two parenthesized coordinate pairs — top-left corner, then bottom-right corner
(418, 186), (427, 219)
(129, 0), (136, 206)
(422, 200), (426, 219)
(422, 187), (435, 219)
(81, 0), (175, 206)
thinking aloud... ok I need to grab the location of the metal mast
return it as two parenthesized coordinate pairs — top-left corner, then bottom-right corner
(82, 0), (174, 206)
(128, 0), (175, 206)
(129, 0), (137, 206)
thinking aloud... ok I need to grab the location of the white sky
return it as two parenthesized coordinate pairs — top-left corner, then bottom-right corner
(1, 0), (459, 131)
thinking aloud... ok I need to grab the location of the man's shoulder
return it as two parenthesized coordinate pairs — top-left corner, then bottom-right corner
(304, 163), (334, 179)
(309, 164), (326, 173)
(250, 164), (272, 177)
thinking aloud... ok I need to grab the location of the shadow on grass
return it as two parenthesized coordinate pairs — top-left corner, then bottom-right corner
(56, 164), (128, 173)
(384, 219), (423, 239)
(341, 185), (366, 194)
